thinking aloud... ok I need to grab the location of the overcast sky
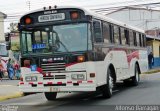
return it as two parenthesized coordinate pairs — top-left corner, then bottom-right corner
(0, 0), (159, 32)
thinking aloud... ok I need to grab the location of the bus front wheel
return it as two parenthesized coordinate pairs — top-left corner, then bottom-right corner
(102, 68), (114, 98)
(45, 92), (57, 101)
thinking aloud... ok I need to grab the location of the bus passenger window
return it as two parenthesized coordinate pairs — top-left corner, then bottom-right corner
(121, 28), (126, 45)
(102, 22), (110, 43)
(136, 32), (140, 46)
(133, 32), (137, 46)
(113, 26), (120, 44)
(142, 34), (146, 47)
(139, 33), (142, 47)
(93, 20), (103, 43)
(124, 29), (129, 45)
(129, 30), (134, 46)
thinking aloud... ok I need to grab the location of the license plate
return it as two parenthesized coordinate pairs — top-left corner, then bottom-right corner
(38, 13), (65, 22)
(50, 86), (59, 92)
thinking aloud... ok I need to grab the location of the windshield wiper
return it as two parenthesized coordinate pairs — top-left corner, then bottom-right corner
(52, 30), (69, 53)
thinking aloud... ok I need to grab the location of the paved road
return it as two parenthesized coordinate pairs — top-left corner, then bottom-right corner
(1, 73), (160, 111)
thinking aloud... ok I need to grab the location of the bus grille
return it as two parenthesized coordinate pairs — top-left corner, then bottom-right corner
(41, 63), (65, 72)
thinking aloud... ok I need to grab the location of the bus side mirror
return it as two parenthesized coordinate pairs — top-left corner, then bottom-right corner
(5, 33), (11, 50)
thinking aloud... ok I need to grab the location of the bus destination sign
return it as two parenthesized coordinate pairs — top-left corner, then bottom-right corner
(38, 13), (65, 22)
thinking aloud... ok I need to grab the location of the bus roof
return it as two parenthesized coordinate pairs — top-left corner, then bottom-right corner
(21, 5), (144, 33)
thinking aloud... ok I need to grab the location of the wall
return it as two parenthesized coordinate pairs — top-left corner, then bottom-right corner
(0, 17), (5, 42)
(106, 8), (160, 30)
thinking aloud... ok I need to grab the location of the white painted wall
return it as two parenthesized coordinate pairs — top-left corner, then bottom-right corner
(0, 16), (5, 42)
(106, 8), (160, 31)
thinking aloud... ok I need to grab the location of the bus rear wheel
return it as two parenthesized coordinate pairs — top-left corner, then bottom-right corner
(45, 92), (57, 101)
(131, 64), (140, 86)
(102, 68), (114, 98)
(123, 64), (140, 86)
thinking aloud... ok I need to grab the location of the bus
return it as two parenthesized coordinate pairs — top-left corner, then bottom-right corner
(17, 6), (148, 100)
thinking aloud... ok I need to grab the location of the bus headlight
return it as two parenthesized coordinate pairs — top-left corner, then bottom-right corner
(71, 74), (85, 80)
(25, 76), (37, 82)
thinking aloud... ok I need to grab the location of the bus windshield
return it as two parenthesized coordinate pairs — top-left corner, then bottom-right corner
(21, 23), (92, 55)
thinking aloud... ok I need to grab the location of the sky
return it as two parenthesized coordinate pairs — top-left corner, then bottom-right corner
(0, 0), (159, 32)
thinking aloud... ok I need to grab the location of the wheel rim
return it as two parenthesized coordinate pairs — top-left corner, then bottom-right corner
(109, 74), (113, 94)
(135, 68), (139, 82)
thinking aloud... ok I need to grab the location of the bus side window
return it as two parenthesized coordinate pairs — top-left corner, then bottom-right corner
(113, 25), (120, 44)
(133, 32), (137, 46)
(129, 30), (134, 46)
(139, 33), (142, 47)
(93, 20), (103, 43)
(124, 29), (129, 45)
(109, 24), (114, 43)
(121, 27), (126, 45)
(136, 32), (140, 47)
(102, 22), (110, 43)
(142, 34), (146, 47)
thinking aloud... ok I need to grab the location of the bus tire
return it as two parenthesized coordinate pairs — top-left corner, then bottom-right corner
(45, 92), (57, 101)
(102, 68), (114, 98)
(131, 64), (140, 86)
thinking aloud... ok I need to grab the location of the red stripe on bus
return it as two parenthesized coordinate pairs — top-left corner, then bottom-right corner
(29, 82), (33, 85)
(77, 81), (82, 83)
(19, 82), (24, 85)
(47, 82), (53, 84)
(65, 62), (78, 67)
(87, 80), (93, 83)
(67, 81), (72, 84)
(38, 82), (43, 84)
(57, 82), (62, 84)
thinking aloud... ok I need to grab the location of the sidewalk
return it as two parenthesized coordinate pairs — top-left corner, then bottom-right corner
(143, 67), (160, 74)
(0, 79), (23, 102)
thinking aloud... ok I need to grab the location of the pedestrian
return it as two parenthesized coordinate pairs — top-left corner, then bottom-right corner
(0, 57), (4, 81)
(14, 61), (20, 80)
(7, 58), (14, 80)
(148, 52), (154, 69)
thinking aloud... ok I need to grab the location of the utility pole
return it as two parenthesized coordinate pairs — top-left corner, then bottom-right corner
(26, 1), (31, 11)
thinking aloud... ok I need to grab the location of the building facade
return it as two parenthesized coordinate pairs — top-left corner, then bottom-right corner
(0, 12), (6, 42)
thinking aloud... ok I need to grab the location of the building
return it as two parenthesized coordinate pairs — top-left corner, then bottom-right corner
(0, 11), (7, 42)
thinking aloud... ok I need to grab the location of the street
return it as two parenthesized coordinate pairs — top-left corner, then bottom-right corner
(0, 73), (160, 111)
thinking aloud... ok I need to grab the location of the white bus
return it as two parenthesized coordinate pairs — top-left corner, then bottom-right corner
(17, 6), (148, 100)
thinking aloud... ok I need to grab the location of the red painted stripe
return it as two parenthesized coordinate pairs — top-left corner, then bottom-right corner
(29, 82), (33, 85)
(77, 81), (82, 83)
(38, 82), (43, 84)
(67, 81), (72, 84)
(19, 82), (24, 85)
(87, 80), (93, 83)
(65, 62), (78, 67)
(57, 82), (62, 84)
(47, 82), (53, 84)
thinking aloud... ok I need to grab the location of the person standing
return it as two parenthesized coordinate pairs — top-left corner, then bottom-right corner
(7, 58), (14, 80)
(148, 52), (154, 69)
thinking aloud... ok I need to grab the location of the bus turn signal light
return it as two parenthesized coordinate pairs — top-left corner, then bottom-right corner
(77, 55), (85, 62)
(25, 17), (32, 24)
(70, 12), (79, 19)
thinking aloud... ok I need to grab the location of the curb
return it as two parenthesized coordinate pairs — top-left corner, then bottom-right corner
(0, 92), (24, 102)
(142, 69), (160, 74)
